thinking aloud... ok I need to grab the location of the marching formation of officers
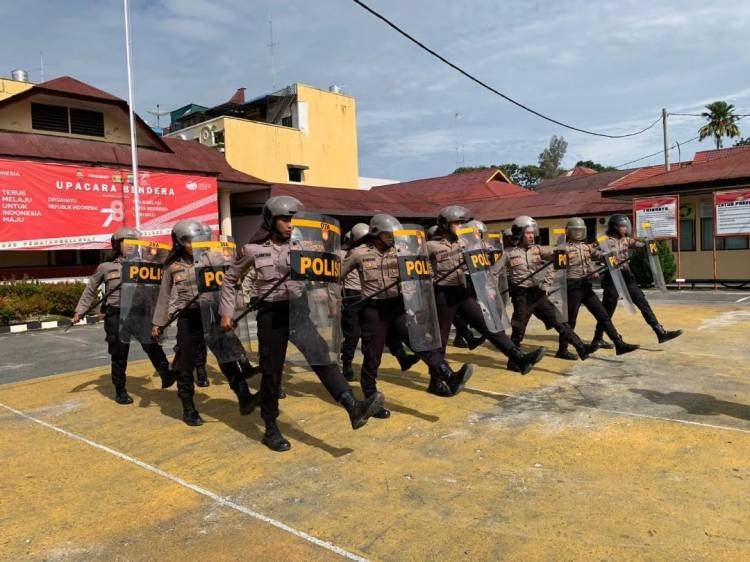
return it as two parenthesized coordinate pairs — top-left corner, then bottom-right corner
(74, 196), (682, 452)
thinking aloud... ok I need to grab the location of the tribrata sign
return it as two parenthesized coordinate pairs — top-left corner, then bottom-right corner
(634, 195), (679, 239)
(0, 158), (218, 250)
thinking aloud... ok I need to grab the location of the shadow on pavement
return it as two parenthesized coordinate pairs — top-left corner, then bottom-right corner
(630, 388), (750, 422)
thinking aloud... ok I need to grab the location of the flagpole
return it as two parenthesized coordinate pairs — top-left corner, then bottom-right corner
(123, 0), (141, 230)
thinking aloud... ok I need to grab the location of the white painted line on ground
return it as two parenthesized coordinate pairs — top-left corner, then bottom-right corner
(0, 401), (369, 562)
(737, 295), (750, 303)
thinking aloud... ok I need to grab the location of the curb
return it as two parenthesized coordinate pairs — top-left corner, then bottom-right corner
(0, 315), (102, 335)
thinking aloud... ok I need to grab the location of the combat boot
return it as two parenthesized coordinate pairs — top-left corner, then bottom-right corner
(181, 397), (203, 426)
(262, 422), (291, 452)
(427, 374), (453, 397)
(465, 332), (486, 350)
(114, 385), (133, 405)
(654, 325), (683, 344)
(590, 337), (614, 350)
(452, 334), (468, 348)
(342, 359), (356, 381)
(239, 357), (261, 379)
(612, 334), (640, 356)
(435, 362), (473, 395)
(157, 367), (176, 389)
(338, 390), (384, 430)
(510, 346), (546, 374)
(195, 365), (209, 388)
(366, 392), (391, 419)
(554, 343), (578, 361)
(567, 334), (590, 361)
(395, 348), (420, 372)
(233, 379), (259, 416)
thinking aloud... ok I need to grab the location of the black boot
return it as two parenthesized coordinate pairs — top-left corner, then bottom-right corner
(452, 334), (468, 348)
(590, 338), (614, 350)
(395, 348), (420, 372)
(366, 392), (390, 419)
(195, 365), (209, 388)
(554, 344), (578, 361)
(612, 334), (639, 356)
(181, 397), (203, 426)
(157, 367), (176, 389)
(436, 362), (473, 396)
(509, 346), (546, 375)
(342, 359), (356, 381)
(114, 385), (133, 405)
(427, 373), (453, 397)
(567, 333), (590, 361)
(239, 357), (261, 379)
(465, 332), (486, 350)
(338, 390), (384, 430)
(234, 379), (259, 416)
(654, 324), (683, 344)
(262, 422), (291, 452)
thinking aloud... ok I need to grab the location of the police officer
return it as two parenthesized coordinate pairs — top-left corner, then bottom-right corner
(428, 207), (545, 375)
(152, 220), (256, 427)
(591, 214), (682, 349)
(340, 223), (420, 381)
(426, 224), (485, 350)
(343, 214), (474, 407)
(556, 217), (639, 359)
(73, 227), (175, 405)
(505, 215), (592, 368)
(219, 196), (384, 452)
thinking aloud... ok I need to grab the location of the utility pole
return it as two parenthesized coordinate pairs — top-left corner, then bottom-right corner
(268, 16), (279, 91)
(662, 108), (670, 172)
(123, 0), (141, 229)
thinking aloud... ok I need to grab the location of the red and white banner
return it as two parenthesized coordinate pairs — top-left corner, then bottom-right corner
(634, 195), (679, 239)
(0, 158), (218, 250)
(714, 189), (750, 237)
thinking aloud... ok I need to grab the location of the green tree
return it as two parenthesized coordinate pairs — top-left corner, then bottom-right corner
(630, 241), (676, 286)
(538, 135), (568, 178)
(452, 164), (543, 188)
(574, 160), (617, 172)
(698, 101), (742, 149)
(733, 137), (750, 147)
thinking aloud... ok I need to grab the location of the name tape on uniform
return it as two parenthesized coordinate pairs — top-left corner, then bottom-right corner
(398, 255), (433, 280)
(291, 251), (341, 282)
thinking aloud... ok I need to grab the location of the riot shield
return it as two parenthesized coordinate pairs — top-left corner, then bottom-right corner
(456, 224), (511, 333)
(597, 235), (637, 314)
(193, 237), (246, 364)
(642, 222), (667, 293)
(119, 239), (170, 344)
(546, 228), (568, 323)
(289, 212), (342, 366)
(394, 225), (442, 352)
(486, 232), (510, 309)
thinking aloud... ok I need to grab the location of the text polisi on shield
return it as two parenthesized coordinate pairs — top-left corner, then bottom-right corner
(398, 255), (433, 280)
(123, 263), (163, 284)
(464, 249), (491, 273)
(196, 266), (228, 292)
(291, 251), (341, 282)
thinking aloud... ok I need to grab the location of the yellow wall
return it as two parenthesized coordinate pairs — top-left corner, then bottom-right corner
(195, 84), (359, 188)
(487, 195), (750, 281)
(0, 78), (33, 101)
(0, 92), (158, 148)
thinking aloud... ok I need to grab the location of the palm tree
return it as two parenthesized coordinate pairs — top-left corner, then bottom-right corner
(698, 101), (742, 149)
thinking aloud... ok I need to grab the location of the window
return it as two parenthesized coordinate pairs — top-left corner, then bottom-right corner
(31, 103), (69, 133)
(287, 166), (306, 183)
(538, 227), (549, 246)
(701, 217), (749, 250)
(212, 129), (225, 145)
(70, 108), (104, 137)
(679, 218), (696, 251)
(31, 103), (105, 137)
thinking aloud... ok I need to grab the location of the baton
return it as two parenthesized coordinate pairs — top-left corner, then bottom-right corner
(546, 256), (632, 296)
(65, 282), (122, 332)
(232, 272), (291, 325)
(500, 260), (553, 296)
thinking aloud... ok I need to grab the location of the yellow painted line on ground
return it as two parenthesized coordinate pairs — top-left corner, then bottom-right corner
(0, 400), (368, 562)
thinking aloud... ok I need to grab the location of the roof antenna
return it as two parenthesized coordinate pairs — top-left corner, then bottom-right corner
(267, 14), (279, 91)
(147, 103), (170, 128)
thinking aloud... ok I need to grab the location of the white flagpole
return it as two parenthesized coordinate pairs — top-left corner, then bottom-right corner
(123, 0), (141, 230)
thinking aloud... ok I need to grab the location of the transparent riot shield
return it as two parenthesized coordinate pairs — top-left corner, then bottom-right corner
(486, 232), (510, 309)
(546, 228), (569, 323)
(289, 212), (342, 366)
(193, 237), (246, 364)
(456, 224), (511, 333)
(597, 235), (637, 314)
(119, 239), (170, 344)
(393, 225), (442, 352)
(642, 222), (667, 293)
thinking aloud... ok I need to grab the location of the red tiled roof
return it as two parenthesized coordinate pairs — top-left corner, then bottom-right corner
(35, 76), (122, 102)
(692, 145), (750, 164)
(0, 130), (268, 187)
(604, 147), (750, 194)
(606, 162), (691, 189)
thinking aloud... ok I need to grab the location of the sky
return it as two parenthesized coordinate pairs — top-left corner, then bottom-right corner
(2, 0), (749, 182)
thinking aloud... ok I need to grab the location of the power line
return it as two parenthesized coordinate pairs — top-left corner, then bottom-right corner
(349, 0), (662, 139)
(670, 112), (750, 117)
(614, 136), (701, 169)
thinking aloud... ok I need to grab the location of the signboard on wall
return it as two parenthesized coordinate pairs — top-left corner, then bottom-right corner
(714, 189), (750, 237)
(634, 195), (679, 239)
(0, 158), (219, 250)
